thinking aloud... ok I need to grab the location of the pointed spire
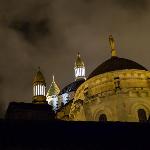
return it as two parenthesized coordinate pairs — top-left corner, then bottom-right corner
(109, 35), (117, 57)
(46, 75), (60, 97)
(77, 52), (80, 57)
(33, 67), (45, 83)
(75, 52), (84, 67)
(52, 75), (55, 82)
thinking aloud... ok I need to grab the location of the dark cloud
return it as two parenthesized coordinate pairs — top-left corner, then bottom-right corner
(0, 0), (150, 117)
(114, 0), (149, 14)
(9, 19), (50, 42)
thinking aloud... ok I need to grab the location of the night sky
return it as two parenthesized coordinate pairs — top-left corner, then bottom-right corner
(0, 0), (150, 117)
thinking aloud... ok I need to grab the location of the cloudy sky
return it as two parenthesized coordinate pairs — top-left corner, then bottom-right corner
(0, 0), (150, 117)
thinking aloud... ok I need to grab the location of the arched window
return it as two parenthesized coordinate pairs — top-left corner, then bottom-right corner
(138, 109), (147, 123)
(99, 114), (107, 122)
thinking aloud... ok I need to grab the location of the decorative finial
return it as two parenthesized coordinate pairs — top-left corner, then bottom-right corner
(109, 35), (117, 57)
(52, 75), (55, 82)
(77, 52), (80, 57)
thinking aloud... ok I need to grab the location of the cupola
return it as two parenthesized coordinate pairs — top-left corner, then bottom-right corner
(74, 52), (86, 81)
(32, 67), (47, 104)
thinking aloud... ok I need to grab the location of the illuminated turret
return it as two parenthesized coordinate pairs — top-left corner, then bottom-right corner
(74, 52), (86, 81)
(32, 67), (46, 104)
(46, 75), (60, 111)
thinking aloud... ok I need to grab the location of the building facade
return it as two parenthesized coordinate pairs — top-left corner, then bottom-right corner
(69, 35), (150, 122)
(6, 35), (150, 122)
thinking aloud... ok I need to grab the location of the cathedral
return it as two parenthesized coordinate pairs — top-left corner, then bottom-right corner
(6, 35), (150, 122)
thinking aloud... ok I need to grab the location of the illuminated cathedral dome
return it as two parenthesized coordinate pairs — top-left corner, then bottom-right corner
(88, 56), (147, 79)
(88, 35), (147, 79)
(69, 35), (150, 122)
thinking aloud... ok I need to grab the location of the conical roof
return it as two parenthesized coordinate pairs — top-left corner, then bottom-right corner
(47, 76), (60, 96)
(75, 52), (84, 67)
(33, 68), (45, 83)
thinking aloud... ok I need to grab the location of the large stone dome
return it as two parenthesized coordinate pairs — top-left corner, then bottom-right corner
(88, 56), (147, 79)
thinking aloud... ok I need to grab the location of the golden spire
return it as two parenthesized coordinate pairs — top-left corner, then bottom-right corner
(109, 35), (117, 57)
(75, 52), (84, 67)
(46, 75), (60, 96)
(52, 75), (55, 82)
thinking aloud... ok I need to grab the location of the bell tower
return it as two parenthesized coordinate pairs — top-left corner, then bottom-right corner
(32, 67), (47, 104)
(74, 52), (86, 81)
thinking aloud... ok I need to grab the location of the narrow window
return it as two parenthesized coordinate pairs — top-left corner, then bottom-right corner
(43, 86), (45, 96)
(138, 109), (147, 122)
(36, 85), (38, 96)
(99, 114), (107, 122)
(34, 86), (36, 96)
(37, 84), (39, 95)
(33, 86), (35, 96)
(39, 84), (41, 95)
(42, 85), (44, 95)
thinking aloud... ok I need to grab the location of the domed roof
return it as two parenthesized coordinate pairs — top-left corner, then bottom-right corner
(75, 52), (84, 67)
(88, 56), (147, 79)
(59, 79), (85, 95)
(33, 69), (45, 83)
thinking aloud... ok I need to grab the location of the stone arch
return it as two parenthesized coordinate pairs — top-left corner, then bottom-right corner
(93, 107), (113, 121)
(99, 114), (107, 122)
(130, 103), (150, 122)
(137, 109), (147, 122)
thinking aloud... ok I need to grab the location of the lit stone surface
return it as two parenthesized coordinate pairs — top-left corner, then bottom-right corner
(57, 36), (150, 122)
(69, 69), (150, 121)
(46, 76), (60, 111)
